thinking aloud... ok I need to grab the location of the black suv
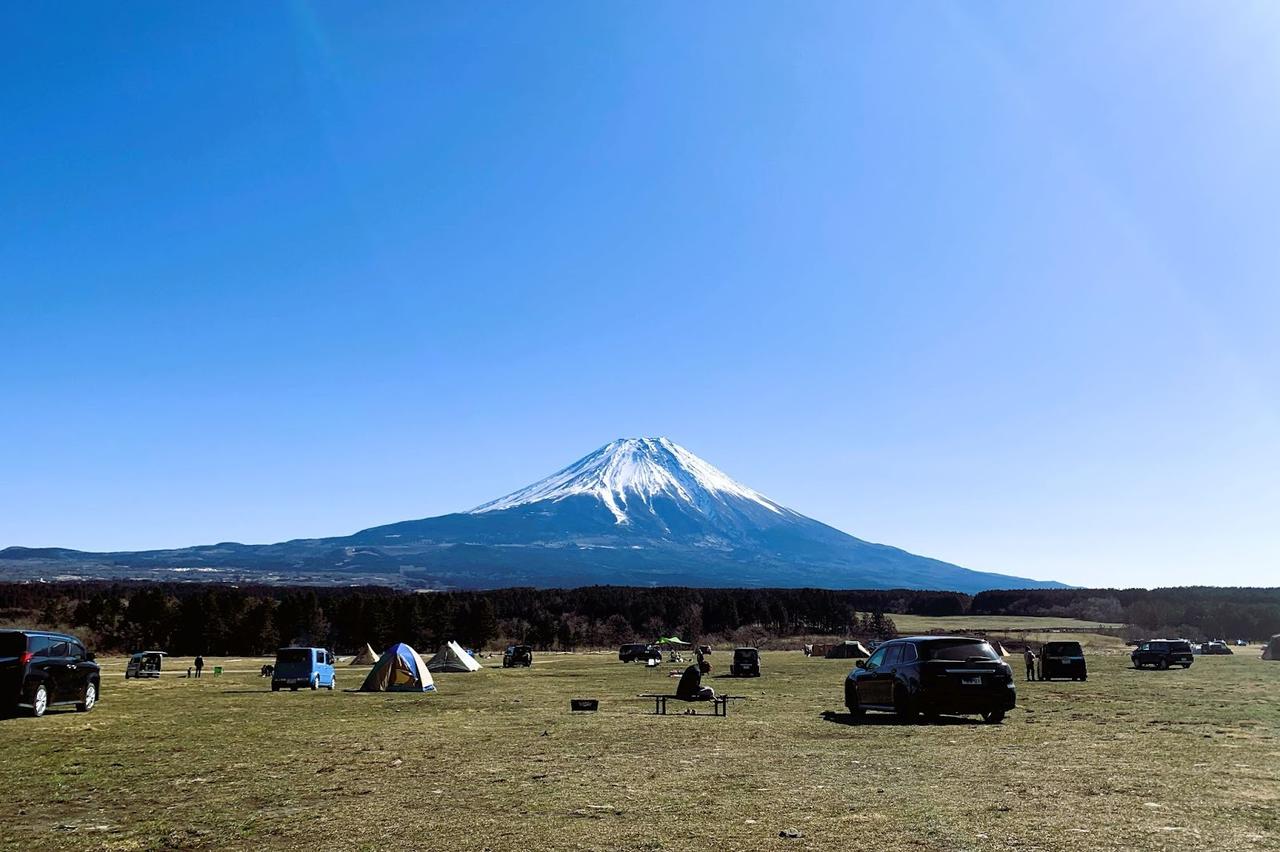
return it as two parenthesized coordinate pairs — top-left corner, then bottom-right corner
(1131, 639), (1194, 670)
(845, 636), (1015, 724)
(730, 647), (760, 677)
(1, 629), (101, 717)
(502, 645), (533, 668)
(1039, 641), (1087, 681)
(618, 643), (660, 663)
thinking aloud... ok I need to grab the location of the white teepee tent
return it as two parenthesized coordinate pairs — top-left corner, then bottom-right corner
(350, 642), (380, 666)
(426, 641), (483, 673)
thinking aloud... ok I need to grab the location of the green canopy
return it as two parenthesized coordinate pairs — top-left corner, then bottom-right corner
(655, 636), (689, 646)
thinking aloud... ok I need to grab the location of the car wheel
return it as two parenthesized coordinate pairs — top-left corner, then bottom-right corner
(29, 683), (48, 718)
(272, 683), (280, 692)
(1181, 663), (1191, 669)
(77, 682), (97, 712)
(1158, 659), (1169, 670)
(845, 684), (864, 718)
(982, 710), (1005, 724)
(310, 678), (318, 690)
(893, 685), (917, 722)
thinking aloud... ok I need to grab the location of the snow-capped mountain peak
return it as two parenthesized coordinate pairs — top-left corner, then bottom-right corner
(470, 437), (788, 524)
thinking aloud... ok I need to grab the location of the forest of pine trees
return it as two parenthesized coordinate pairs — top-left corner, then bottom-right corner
(1, 582), (1275, 656)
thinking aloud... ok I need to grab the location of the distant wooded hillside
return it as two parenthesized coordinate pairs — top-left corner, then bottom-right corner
(0, 582), (1274, 656)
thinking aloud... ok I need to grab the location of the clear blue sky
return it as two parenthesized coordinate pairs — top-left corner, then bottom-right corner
(3, 3), (1278, 588)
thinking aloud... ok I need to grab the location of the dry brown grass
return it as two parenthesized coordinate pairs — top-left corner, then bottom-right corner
(1, 647), (1276, 851)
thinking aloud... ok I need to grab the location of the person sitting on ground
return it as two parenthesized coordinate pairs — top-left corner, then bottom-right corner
(676, 660), (715, 701)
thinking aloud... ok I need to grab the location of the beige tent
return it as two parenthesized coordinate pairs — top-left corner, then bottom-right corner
(826, 640), (872, 659)
(350, 643), (379, 666)
(426, 641), (483, 673)
(989, 641), (1010, 657)
(1263, 635), (1280, 661)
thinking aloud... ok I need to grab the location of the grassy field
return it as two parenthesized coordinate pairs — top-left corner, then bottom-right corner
(1, 645), (1277, 851)
(881, 613), (1124, 634)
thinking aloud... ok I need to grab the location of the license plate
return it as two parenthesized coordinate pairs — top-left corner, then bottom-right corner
(961, 676), (982, 686)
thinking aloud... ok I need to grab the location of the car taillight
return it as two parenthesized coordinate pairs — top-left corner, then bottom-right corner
(19, 651), (33, 665)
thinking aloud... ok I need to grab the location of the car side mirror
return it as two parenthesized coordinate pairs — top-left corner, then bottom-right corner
(855, 660), (866, 669)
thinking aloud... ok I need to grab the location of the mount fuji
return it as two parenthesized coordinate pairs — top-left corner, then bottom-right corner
(0, 437), (1063, 592)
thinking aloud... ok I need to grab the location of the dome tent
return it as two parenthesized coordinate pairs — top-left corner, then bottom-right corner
(350, 643), (380, 666)
(359, 643), (435, 692)
(426, 640), (482, 673)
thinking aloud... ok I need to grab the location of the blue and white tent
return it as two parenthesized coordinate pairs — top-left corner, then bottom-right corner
(359, 643), (436, 692)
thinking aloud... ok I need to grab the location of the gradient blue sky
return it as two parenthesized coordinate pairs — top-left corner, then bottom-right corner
(3, 3), (1278, 588)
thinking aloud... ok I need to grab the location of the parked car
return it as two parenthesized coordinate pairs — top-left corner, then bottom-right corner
(271, 647), (336, 691)
(0, 629), (101, 717)
(1201, 641), (1233, 656)
(844, 636), (1015, 724)
(730, 647), (760, 677)
(503, 644), (533, 667)
(618, 643), (661, 663)
(1131, 639), (1194, 669)
(1039, 641), (1087, 681)
(125, 650), (166, 679)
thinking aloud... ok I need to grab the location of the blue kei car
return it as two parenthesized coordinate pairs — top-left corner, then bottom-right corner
(271, 647), (336, 691)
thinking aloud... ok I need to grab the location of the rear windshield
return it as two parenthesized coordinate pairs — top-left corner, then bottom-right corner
(734, 649), (757, 660)
(276, 648), (312, 664)
(1045, 642), (1083, 655)
(1170, 641), (1192, 652)
(0, 634), (26, 656)
(922, 640), (999, 662)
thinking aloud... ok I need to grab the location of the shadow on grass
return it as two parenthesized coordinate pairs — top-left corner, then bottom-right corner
(820, 710), (983, 727)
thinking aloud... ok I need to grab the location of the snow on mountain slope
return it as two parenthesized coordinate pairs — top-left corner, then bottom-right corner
(470, 437), (789, 524)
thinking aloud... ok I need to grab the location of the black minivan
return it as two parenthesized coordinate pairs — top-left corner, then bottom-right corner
(1039, 641), (1087, 681)
(845, 636), (1016, 724)
(0, 629), (102, 717)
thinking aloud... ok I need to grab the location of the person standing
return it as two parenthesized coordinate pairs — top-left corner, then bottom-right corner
(1023, 647), (1036, 682)
(194, 654), (205, 679)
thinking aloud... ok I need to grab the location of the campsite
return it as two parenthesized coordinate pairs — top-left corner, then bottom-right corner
(1, 629), (1276, 851)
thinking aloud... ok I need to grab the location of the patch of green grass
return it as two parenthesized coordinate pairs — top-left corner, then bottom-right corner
(1, 650), (1276, 850)
(884, 613), (1124, 634)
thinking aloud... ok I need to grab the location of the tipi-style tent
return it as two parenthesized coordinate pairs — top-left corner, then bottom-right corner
(989, 641), (1010, 657)
(350, 643), (380, 666)
(359, 643), (435, 692)
(1263, 635), (1280, 661)
(426, 641), (483, 673)
(826, 640), (872, 659)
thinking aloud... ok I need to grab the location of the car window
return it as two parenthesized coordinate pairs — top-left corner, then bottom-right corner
(922, 640), (998, 662)
(898, 643), (918, 663)
(47, 640), (69, 658)
(0, 634), (26, 656)
(865, 648), (886, 669)
(881, 645), (902, 667)
(27, 636), (55, 656)
(68, 642), (86, 660)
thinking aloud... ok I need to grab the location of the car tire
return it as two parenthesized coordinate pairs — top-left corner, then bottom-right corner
(1158, 659), (1169, 670)
(845, 685), (865, 718)
(893, 685), (916, 722)
(982, 710), (1005, 724)
(29, 683), (48, 718)
(272, 684), (280, 692)
(77, 682), (97, 712)
(310, 678), (318, 690)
